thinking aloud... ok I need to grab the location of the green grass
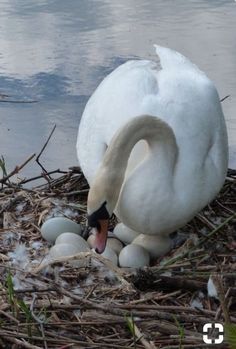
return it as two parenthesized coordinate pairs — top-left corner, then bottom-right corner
(173, 315), (185, 349)
(126, 313), (137, 349)
(225, 324), (236, 349)
(6, 271), (33, 338)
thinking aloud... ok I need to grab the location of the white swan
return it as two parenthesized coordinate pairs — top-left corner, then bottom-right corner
(76, 45), (228, 253)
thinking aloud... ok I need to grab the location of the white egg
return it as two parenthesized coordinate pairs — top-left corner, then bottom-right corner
(132, 234), (172, 258)
(119, 244), (150, 268)
(101, 246), (118, 266)
(106, 238), (123, 255)
(49, 243), (88, 268)
(41, 217), (82, 243)
(55, 232), (89, 250)
(113, 223), (140, 244)
(50, 243), (80, 259)
(87, 233), (96, 248)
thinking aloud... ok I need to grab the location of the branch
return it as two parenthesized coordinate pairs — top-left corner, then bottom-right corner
(220, 95), (230, 103)
(0, 153), (35, 184)
(36, 124), (56, 179)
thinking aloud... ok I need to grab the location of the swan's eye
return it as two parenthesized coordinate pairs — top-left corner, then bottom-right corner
(87, 201), (110, 229)
(87, 216), (101, 230)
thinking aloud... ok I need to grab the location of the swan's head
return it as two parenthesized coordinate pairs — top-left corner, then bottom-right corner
(87, 201), (110, 253)
(87, 166), (119, 253)
(86, 129), (129, 253)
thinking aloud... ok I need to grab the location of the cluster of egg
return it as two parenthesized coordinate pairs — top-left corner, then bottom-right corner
(41, 218), (172, 268)
(112, 223), (172, 267)
(41, 217), (89, 267)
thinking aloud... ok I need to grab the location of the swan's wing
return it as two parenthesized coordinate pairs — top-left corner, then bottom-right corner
(77, 59), (160, 183)
(77, 45), (227, 189)
(154, 44), (200, 71)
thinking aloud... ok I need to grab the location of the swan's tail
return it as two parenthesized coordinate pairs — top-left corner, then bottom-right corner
(154, 44), (199, 72)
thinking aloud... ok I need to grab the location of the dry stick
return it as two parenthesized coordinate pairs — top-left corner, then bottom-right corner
(112, 303), (215, 316)
(32, 251), (136, 307)
(154, 212), (236, 270)
(199, 212), (236, 245)
(42, 281), (204, 335)
(19, 169), (67, 185)
(36, 124), (56, 179)
(161, 344), (226, 349)
(196, 213), (216, 230)
(61, 188), (89, 197)
(17, 320), (142, 326)
(31, 171), (75, 190)
(1, 335), (42, 349)
(30, 294), (48, 349)
(42, 327), (135, 349)
(0, 287), (56, 295)
(131, 290), (181, 304)
(0, 153), (36, 184)
(154, 275), (206, 292)
(215, 199), (235, 215)
(16, 299), (223, 325)
(0, 194), (25, 215)
(32, 251), (131, 289)
(220, 95), (230, 102)
(126, 316), (157, 349)
(0, 330), (119, 348)
(212, 274), (231, 324)
(0, 309), (19, 324)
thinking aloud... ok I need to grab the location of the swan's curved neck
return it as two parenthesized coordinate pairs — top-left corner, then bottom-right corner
(88, 114), (178, 215)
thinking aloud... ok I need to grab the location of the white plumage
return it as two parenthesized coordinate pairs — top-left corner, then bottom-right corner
(76, 45), (228, 250)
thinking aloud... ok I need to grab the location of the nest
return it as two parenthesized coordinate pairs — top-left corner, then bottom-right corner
(0, 164), (235, 349)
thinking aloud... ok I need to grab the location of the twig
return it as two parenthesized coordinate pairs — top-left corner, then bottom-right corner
(212, 274), (231, 324)
(36, 124), (56, 178)
(161, 344), (226, 349)
(19, 169), (67, 185)
(0, 335), (42, 349)
(196, 213), (216, 230)
(0, 194), (25, 215)
(30, 294), (48, 349)
(220, 95), (230, 102)
(0, 153), (35, 184)
(32, 251), (132, 290)
(199, 212), (236, 245)
(126, 316), (157, 349)
(156, 212), (236, 270)
(60, 188), (89, 197)
(130, 272), (207, 292)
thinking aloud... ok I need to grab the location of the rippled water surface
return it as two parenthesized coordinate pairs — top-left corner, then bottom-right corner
(0, 0), (235, 179)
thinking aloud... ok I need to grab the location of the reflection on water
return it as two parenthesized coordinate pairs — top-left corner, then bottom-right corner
(0, 0), (235, 179)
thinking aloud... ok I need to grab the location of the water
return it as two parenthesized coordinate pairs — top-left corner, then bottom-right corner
(0, 0), (235, 180)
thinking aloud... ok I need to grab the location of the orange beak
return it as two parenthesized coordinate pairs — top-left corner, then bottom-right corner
(93, 219), (109, 253)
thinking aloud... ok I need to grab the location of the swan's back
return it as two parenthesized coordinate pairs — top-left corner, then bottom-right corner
(77, 45), (228, 208)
